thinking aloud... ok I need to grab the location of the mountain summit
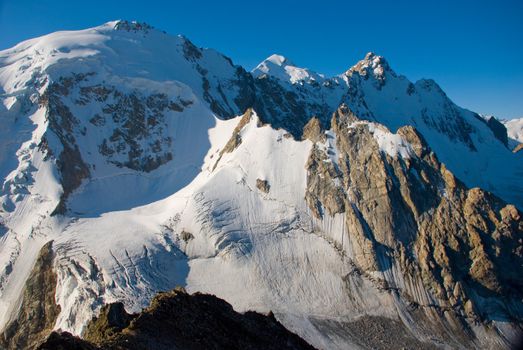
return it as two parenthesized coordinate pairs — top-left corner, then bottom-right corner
(252, 54), (324, 83)
(0, 21), (522, 350)
(345, 51), (394, 80)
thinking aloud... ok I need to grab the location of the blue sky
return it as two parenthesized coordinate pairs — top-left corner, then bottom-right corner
(1, 0), (522, 118)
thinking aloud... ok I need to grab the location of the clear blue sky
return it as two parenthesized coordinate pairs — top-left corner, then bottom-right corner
(1, 0), (522, 118)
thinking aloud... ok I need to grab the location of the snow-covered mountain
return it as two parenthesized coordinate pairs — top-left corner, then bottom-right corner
(503, 117), (523, 151)
(252, 54), (326, 84)
(0, 21), (522, 349)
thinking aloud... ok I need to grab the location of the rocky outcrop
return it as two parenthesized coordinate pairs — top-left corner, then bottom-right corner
(97, 90), (178, 171)
(305, 105), (523, 347)
(0, 241), (60, 350)
(37, 331), (97, 350)
(38, 72), (201, 213)
(305, 144), (345, 219)
(37, 288), (315, 350)
(40, 75), (91, 215)
(252, 74), (343, 138)
(256, 179), (270, 193)
(113, 20), (153, 33)
(82, 302), (133, 345)
(222, 108), (253, 154)
(345, 52), (391, 88)
(481, 116), (509, 147)
(304, 116), (346, 218)
(213, 108), (253, 170)
(301, 117), (325, 143)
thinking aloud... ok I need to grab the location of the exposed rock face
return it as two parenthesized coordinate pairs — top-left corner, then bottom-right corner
(0, 241), (60, 350)
(305, 144), (345, 219)
(222, 108), (253, 154)
(180, 230), (194, 242)
(113, 20), (153, 33)
(82, 302), (133, 345)
(213, 108), (253, 170)
(301, 117), (325, 143)
(303, 117), (346, 218)
(485, 116), (509, 146)
(96, 90), (180, 171)
(38, 331), (97, 350)
(37, 288), (315, 350)
(200, 63), (255, 119)
(40, 75), (91, 215)
(345, 52), (391, 88)
(46, 74), (183, 173)
(305, 105), (523, 346)
(252, 75), (343, 138)
(256, 179), (270, 193)
(37, 72), (203, 214)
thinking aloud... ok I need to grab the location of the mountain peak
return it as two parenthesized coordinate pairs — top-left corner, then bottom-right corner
(264, 54), (294, 67)
(253, 53), (294, 73)
(112, 20), (154, 32)
(252, 54), (323, 84)
(346, 52), (394, 80)
(363, 51), (379, 60)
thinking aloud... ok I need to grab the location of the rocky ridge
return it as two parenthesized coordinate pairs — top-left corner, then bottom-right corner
(0, 242), (60, 349)
(36, 288), (315, 350)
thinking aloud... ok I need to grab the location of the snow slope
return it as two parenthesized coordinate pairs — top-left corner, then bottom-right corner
(49, 112), (404, 348)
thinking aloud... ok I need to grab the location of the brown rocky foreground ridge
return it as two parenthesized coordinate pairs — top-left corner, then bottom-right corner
(35, 288), (316, 350)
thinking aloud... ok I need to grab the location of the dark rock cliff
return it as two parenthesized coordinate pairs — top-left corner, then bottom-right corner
(37, 288), (315, 350)
(0, 242), (61, 350)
